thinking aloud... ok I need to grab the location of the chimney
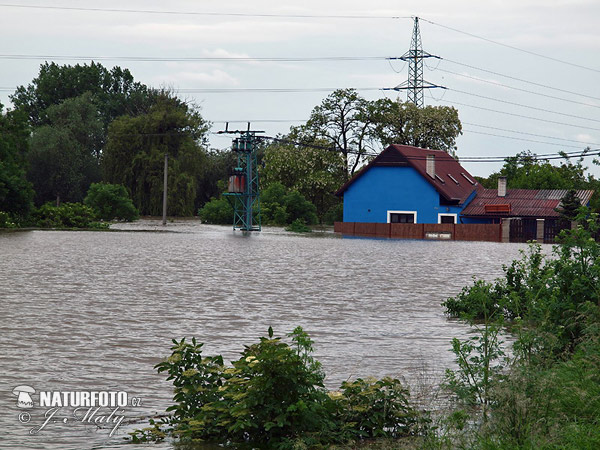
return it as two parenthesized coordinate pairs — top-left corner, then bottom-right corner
(498, 176), (507, 197)
(426, 154), (435, 178)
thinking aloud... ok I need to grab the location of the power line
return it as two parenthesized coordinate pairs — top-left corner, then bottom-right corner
(107, 128), (597, 160)
(463, 122), (600, 147)
(259, 134), (600, 162)
(463, 129), (589, 149)
(216, 119), (600, 148)
(443, 58), (600, 102)
(176, 87), (384, 94)
(254, 134), (590, 159)
(0, 86), (383, 94)
(450, 88), (600, 124)
(430, 95), (600, 133)
(436, 67), (600, 109)
(0, 54), (397, 62)
(212, 119), (305, 124)
(0, 3), (409, 19)
(421, 17), (600, 74)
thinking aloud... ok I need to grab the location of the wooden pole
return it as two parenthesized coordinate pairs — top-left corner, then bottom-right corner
(162, 153), (168, 226)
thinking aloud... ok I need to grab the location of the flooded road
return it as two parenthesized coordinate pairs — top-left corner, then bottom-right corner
(1, 220), (530, 449)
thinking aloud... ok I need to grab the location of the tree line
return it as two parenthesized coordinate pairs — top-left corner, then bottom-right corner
(1, 61), (597, 228)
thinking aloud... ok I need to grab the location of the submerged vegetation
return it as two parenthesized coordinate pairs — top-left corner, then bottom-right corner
(131, 327), (424, 448)
(134, 210), (600, 449)
(437, 209), (600, 448)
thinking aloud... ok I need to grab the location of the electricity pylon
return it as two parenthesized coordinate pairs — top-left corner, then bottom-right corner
(220, 123), (262, 231)
(390, 16), (445, 107)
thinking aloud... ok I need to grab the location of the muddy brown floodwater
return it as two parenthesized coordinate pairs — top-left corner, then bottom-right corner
(1, 220), (531, 449)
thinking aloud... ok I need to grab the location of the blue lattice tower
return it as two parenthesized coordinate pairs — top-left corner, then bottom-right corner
(223, 129), (262, 231)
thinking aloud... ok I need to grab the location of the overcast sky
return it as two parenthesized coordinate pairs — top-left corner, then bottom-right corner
(2, 0), (599, 177)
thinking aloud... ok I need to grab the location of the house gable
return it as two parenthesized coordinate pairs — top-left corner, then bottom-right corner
(338, 145), (479, 224)
(342, 165), (465, 223)
(337, 144), (478, 204)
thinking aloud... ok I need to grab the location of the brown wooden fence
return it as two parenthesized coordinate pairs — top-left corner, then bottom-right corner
(334, 222), (502, 242)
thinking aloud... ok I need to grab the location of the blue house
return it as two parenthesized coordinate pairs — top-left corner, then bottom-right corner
(336, 145), (478, 224)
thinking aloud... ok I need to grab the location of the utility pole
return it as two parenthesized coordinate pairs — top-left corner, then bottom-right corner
(220, 123), (263, 232)
(162, 153), (168, 226)
(388, 16), (445, 107)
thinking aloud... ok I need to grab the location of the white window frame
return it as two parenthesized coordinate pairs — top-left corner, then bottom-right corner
(438, 213), (457, 224)
(387, 210), (417, 224)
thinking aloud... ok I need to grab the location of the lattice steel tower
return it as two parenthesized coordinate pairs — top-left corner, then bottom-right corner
(221, 124), (262, 232)
(393, 17), (444, 107)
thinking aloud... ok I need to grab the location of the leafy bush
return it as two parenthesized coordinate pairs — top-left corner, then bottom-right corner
(262, 182), (318, 226)
(285, 218), (312, 233)
(32, 202), (108, 229)
(283, 190), (318, 225)
(0, 211), (17, 228)
(84, 182), (139, 221)
(443, 211), (600, 356)
(336, 377), (420, 439)
(132, 327), (423, 448)
(323, 202), (343, 225)
(435, 210), (600, 449)
(198, 197), (233, 224)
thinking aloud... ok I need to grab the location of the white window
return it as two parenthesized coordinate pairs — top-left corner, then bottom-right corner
(438, 213), (457, 224)
(387, 210), (417, 224)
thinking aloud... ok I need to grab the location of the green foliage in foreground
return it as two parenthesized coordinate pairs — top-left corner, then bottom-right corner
(131, 327), (424, 448)
(84, 182), (138, 221)
(434, 210), (600, 449)
(443, 208), (600, 356)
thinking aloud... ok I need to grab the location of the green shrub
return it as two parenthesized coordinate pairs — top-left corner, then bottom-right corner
(261, 182), (318, 226)
(33, 202), (108, 229)
(442, 213), (600, 356)
(0, 211), (17, 228)
(133, 327), (423, 448)
(336, 376), (420, 439)
(84, 182), (139, 221)
(285, 218), (312, 233)
(435, 211), (600, 449)
(283, 190), (318, 225)
(198, 197), (233, 224)
(442, 278), (505, 321)
(323, 202), (343, 225)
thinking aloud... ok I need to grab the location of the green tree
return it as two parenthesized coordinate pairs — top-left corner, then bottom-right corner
(11, 62), (154, 130)
(370, 98), (462, 157)
(296, 90), (463, 178)
(27, 93), (103, 205)
(84, 182), (139, 221)
(298, 89), (373, 177)
(478, 150), (600, 210)
(480, 150), (588, 190)
(103, 93), (210, 216)
(0, 103), (34, 218)
(261, 136), (346, 221)
(261, 182), (318, 226)
(556, 189), (581, 221)
(194, 148), (236, 210)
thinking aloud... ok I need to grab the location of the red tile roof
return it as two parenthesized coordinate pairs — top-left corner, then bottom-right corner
(336, 144), (478, 203)
(461, 188), (594, 218)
